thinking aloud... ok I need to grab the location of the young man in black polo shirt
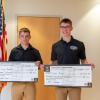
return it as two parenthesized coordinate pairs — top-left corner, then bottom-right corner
(51, 18), (91, 100)
(9, 28), (43, 100)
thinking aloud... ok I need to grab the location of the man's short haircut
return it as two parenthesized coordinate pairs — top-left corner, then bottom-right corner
(19, 28), (30, 35)
(60, 18), (72, 26)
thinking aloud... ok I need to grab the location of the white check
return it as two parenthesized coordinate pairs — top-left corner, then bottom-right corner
(44, 65), (92, 87)
(0, 62), (38, 82)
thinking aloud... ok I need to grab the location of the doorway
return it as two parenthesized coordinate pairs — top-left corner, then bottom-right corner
(17, 16), (60, 100)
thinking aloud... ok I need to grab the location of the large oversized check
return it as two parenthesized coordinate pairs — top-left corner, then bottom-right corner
(44, 65), (92, 87)
(0, 62), (38, 82)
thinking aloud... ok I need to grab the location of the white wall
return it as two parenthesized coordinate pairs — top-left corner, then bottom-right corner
(3, 0), (100, 100)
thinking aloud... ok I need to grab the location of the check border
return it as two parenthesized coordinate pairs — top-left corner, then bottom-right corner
(44, 64), (92, 87)
(0, 61), (38, 82)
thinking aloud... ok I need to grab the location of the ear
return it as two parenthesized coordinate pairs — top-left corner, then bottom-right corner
(71, 26), (73, 31)
(29, 35), (31, 39)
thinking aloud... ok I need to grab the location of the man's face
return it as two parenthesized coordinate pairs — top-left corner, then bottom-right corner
(60, 22), (73, 38)
(19, 32), (31, 45)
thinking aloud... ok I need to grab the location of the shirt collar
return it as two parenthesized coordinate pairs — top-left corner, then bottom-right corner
(17, 44), (33, 50)
(61, 36), (74, 44)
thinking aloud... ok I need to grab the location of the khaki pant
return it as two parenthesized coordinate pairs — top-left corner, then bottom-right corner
(56, 87), (81, 100)
(12, 83), (35, 100)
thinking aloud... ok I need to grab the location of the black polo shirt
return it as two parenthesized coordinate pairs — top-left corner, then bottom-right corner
(51, 36), (86, 64)
(9, 44), (43, 64)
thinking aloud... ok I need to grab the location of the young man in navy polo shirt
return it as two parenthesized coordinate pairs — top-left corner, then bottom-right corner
(51, 18), (94, 100)
(9, 28), (43, 100)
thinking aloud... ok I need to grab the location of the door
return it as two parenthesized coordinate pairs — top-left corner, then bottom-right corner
(17, 16), (60, 100)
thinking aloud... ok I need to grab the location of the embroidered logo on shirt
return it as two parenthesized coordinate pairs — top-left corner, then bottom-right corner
(70, 45), (78, 50)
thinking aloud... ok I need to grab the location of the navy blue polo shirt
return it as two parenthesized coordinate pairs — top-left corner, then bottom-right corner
(9, 44), (43, 64)
(51, 36), (86, 64)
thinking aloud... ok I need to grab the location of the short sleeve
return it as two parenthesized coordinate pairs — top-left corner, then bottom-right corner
(9, 49), (15, 61)
(79, 42), (86, 60)
(51, 45), (57, 61)
(36, 51), (43, 64)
